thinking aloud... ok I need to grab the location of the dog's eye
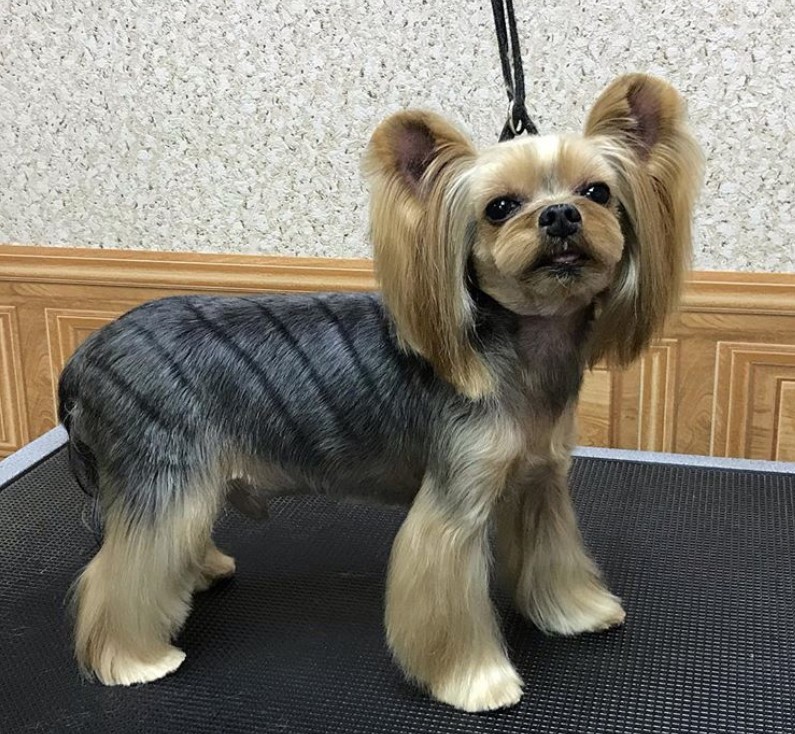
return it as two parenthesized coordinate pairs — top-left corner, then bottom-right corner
(485, 197), (522, 223)
(580, 182), (611, 206)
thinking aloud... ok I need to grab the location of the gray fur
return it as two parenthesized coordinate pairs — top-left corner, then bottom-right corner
(59, 289), (589, 517)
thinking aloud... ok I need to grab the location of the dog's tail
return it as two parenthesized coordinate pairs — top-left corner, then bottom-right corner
(57, 349), (79, 431)
(58, 345), (100, 501)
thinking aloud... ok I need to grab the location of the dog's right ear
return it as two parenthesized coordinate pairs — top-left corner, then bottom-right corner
(364, 111), (494, 399)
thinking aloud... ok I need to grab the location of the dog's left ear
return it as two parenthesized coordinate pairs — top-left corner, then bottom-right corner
(365, 111), (494, 399)
(584, 74), (704, 366)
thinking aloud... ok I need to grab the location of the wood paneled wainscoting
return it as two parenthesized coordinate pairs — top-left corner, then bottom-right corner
(0, 245), (793, 461)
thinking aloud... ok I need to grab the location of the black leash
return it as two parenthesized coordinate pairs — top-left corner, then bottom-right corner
(490, 0), (538, 141)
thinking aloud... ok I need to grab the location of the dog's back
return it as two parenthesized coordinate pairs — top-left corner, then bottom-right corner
(58, 291), (444, 510)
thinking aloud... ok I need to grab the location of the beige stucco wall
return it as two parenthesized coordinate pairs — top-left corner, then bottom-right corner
(1, 0), (793, 272)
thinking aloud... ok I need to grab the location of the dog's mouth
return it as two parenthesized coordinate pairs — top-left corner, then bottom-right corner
(532, 242), (593, 272)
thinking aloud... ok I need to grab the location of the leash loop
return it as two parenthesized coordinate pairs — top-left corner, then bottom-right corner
(490, 0), (538, 141)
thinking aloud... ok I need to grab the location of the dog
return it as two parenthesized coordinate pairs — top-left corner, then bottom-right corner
(59, 73), (702, 712)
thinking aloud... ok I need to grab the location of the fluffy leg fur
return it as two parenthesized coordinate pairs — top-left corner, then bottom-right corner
(385, 417), (526, 714)
(495, 460), (625, 636)
(193, 541), (236, 593)
(73, 476), (222, 685)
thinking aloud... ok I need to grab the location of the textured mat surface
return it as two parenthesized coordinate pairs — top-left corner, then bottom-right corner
(0, 448), (793, 733)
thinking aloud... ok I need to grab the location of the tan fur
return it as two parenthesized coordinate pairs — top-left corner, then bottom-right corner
(470, 137), (625, 317)
(584, 73), (705, 366)
(385, 419), (525, 711)
(73, 486), (225, 686)
(365, 74), (703, 375)
(193, 542), (236, 592)
(364, 111), (493, 399)
(495, 408), (625, 635)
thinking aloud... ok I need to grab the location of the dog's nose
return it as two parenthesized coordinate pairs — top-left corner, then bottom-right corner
(538, 204), (581, 238)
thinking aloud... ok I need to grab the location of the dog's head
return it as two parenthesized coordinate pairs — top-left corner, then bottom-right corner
(365, 74), (703, 398)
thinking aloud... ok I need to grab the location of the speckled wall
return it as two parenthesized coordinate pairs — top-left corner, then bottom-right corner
(1, 1), (793, 272)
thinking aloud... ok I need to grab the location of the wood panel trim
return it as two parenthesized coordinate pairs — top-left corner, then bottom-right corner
(0, 244), (377, 293)
(774, 382), (795, 461)
(682, 272), (795, 316)
(637, 339), (680, 453)
(0, 306), (30, 452)
(1, 245), (794, 312)
(711, 342), (795, 459)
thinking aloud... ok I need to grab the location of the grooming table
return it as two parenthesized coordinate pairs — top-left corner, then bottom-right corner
(1, 429), (793, 733)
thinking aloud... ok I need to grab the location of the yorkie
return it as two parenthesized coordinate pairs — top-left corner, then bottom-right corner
(61, 74), (702, 711)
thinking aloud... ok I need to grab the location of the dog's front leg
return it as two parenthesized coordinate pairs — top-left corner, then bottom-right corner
(385, 473), (522, 712)
(495, 459), (625, 636)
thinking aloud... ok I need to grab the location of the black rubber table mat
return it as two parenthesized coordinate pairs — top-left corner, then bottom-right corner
(1, 448), (793, 733)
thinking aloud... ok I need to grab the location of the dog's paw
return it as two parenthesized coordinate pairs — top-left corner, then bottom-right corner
(195, 547), (236, 592)
(95, 645), (186, 686)
(532, 582), (626, 636)
(430, 659), (523, 713)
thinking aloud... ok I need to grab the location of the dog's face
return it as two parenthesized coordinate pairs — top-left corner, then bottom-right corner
(366, 75), (703, 398)
(467, 135), (624, 317)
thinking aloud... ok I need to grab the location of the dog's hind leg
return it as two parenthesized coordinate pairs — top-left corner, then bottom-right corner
(73, 471), (223, 686)
(193, 541), (236, 592)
